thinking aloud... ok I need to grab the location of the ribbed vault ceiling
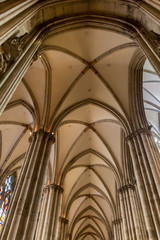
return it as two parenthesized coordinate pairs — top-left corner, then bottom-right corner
(0, 27), (141, 239)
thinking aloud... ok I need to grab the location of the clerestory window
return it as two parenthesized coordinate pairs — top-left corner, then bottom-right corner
(143, 59), (160, 152)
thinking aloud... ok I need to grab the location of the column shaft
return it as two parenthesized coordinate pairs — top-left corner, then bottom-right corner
(35, 187), (50, 240)
(41, 185), (57, 239)
(128, 138), (158, 240)
(59, 217), (68, 240)
(134, 135), (160, 239)
(128, 188), (143, 240)
(119, 191), (130, 240)
(51, 188), (63, 240)
(35, 184), (63, 240)
(113, 223), (117, 240)
(119, 183), (150, 240)
(140, 133), (160, 197)
(1, 130), (55, 240)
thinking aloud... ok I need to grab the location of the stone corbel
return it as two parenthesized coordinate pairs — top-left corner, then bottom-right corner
(0, 33), (28, 75)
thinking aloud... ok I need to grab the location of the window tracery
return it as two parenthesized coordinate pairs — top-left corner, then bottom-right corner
(0, 172), (16, 231)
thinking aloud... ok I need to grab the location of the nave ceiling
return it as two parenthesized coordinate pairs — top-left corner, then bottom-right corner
(0, 25), (156, 240)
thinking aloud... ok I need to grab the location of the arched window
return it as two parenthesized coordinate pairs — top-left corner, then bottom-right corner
(143, 59), (160, 151)
(0, 172), (16, 231)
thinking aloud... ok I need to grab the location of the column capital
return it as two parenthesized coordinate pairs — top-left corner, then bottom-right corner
(56, 185), (64, 193)
(59, 217), (68, 224)
(35, 128), (47, 135)
(48, 183), (64, 193)
(112, 218), (122, 225)
(136, 127), (152, 136)
(32, 129), (55, 143)
(118, 183), (135, 193)
(0, 32), (28, 74)
(125, 126), (152, 141)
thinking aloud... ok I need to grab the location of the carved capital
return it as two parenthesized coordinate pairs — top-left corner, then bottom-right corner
(49, 183), (57, 190)
(136, 127), (151, 136)
(0, 33), (28, 75)
(34, 129), (55, 143)
(0, 51), (8, 73)
(56, 185), (64, 193)
(60, 217), (68, 224)
(126, 126), (151, 141)
(118, 183), (135, 193)
(36, 128), (47, 135)
(49, 183), (64, 193)
(112, 218), (122, 225)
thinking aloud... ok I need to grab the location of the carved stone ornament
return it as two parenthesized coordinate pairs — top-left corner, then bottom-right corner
(0, 33), (28, 75)
(150, 30), (160, 56)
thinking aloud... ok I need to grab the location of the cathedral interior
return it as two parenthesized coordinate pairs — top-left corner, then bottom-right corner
(0, 1), (160, 240)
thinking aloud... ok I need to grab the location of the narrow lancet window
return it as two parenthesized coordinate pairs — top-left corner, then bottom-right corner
(0, 172), (16, 231)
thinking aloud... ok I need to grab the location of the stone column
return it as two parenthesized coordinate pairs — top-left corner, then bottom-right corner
(0, 129), (55, 240)
(34, 186), (50, 240)
(140, 131), (160, 197)
(119, 184), (147, 240)
(127, 137), (159, 240)
(113, 222), (117, 240)
(58, 217), (69, 240)
(112, 219), (122, 240)
(0, 33), (44, 115)
(119, 186), (133, 240)
(134, 132), (160, 239)
(35, 183), (63, 240)
(51, 186), (64, 240)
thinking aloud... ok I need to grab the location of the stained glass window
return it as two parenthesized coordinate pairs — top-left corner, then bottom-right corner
(0, 172), (16, 231)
